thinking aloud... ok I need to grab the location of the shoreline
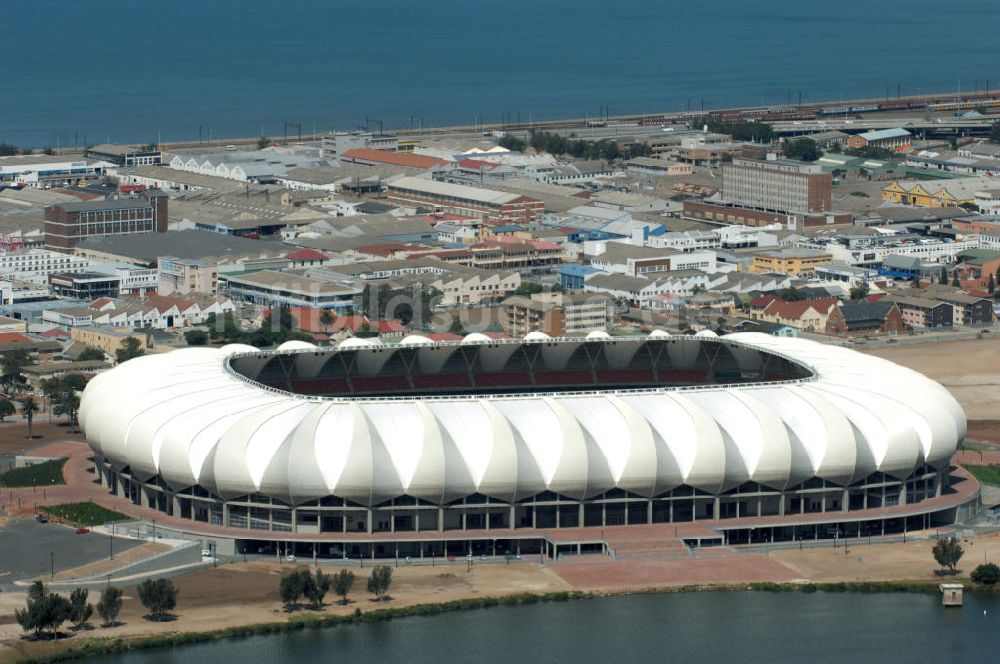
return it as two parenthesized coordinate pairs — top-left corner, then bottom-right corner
(2, 579), (988, 664)
(8, 85), (997, 152)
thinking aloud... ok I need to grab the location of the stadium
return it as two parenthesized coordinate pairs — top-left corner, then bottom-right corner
(79, 332), (977, 559)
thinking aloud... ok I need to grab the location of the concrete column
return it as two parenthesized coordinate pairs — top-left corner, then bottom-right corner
(647, 500), (653, 525)
(778, 494), (785, 517)
(438, 508), (444, 532)
(366, 509), (373, 534)
(601, 502), (606, 527)
(580, 503), (586, 528)
(713, 497), (720, 520)
(290, 508), (297, 532)
(510, 505), (516, 529)
(842, 489), (849, 512)
(462, 511), (467, 531)
(223, 503), (230, 528)
(555, 506), (561, 529)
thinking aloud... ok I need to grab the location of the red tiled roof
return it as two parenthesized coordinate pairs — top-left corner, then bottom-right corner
(764, 297), (839, 320)
(864, 293), (885, 303)
(342, 149), (447, 169)
(375, 320), (405, 333)
(38, 328), (70, 339)
(286, 248), (328, 261)
(458, 158), (499, 171)
(422, 333), (463, 342)
(0, 332), (33, 345)
(749, 294), (779, 308)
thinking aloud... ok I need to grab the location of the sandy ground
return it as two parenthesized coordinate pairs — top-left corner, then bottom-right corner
(0, 420), (84, 455)
(0, 561), (570, 663)
(864, 337), (1000, 421)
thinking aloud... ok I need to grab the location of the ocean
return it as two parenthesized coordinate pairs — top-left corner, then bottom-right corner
(2, 0), (998, 147)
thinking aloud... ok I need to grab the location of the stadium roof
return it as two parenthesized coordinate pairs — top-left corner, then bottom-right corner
(80, 334), (964, 506)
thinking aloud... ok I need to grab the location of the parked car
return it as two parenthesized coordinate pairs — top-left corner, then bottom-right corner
(35, 514), (48, 523)
(75, 527), (90, 534)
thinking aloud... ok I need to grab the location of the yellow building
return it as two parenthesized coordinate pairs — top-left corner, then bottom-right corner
(881, 179), (982, 207)
(71, 326), (150, 357)
(750, 249), (833, 277)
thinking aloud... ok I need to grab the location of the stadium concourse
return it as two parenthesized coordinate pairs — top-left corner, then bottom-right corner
(77, 331), (980, 559)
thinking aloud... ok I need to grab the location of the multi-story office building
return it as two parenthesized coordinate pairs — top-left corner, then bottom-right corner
(157, 257), (219, 296)
(44, 190), (168, 252)
(722, 157), (832, 214)
(84, 144), (162, 167)
(502, 292), (614, 337)
(750, 248), (833, 277)
(0, 248), (91, 284)
(48, 271), (121, 299)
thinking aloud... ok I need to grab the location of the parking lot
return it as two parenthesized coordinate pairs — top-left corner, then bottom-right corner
(0, 518), (141, 588)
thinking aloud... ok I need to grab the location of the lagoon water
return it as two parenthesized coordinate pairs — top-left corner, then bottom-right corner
(98, 591), (1000, 664)
(3, 0), (1000, 147)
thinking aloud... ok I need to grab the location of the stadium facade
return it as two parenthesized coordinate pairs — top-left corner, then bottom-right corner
(80, 332), (975, 557)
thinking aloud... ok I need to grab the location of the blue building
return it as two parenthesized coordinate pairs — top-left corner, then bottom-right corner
(558, 264), (604, 289)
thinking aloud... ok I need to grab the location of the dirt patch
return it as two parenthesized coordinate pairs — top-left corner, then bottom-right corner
(0, 421), (84, 455)
(864, 337), (1000, 421)
(967, 420), (1000, 443)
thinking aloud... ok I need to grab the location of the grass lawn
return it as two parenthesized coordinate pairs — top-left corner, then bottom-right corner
(964, 465), (1000, 486)
(40, 501), (131, 526)
(962, 441), (997, 452)
(0, 457), (67, 487)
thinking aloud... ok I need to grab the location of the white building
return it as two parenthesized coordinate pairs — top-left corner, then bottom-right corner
(0, 249), (91, 285)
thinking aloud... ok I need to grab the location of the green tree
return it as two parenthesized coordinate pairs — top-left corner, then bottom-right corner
(184, 329), (208, 346)
(136, 578), (177, 621)
(366, 565), (393, 602)
(332, 569), (355, 605)
(52, 389), (81, 426)
(68, 588), (93, 630)
(498, 134), (527, 152)
(61, 374), (89, 393)
(932, 536), (964, 574)
(305, 570), (330, 609)
(14, 582), (72, 639)
(784, 137), (821, 161)
(845, 145), (896, 160)
(96, 587), (123, 627)
(257, 136), (270, 150)
(514, 282), (544, 297)
(1, 349), (31, 387)
(0, 143), (21, 156)
(279, 571), (305, 610)
(319, 308), (335, 334)
(0, 399), (15, 422)
(19, 395), (39, 439)
(938, 266), (948, 285)
(849, 282), (870, 300)
(989, 273), (996, 296)
(972, 562), (1000, 585)
(77, 346), (106, 362)
(951, 269), (961, 287)
(115, 337), (145, 364)
(779, 288), (808, 302)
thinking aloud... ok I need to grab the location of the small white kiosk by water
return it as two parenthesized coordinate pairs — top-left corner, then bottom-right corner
(939, 583), (964, 607)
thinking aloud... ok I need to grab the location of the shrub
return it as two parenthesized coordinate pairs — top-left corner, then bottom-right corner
(972, 562), (1000, 585)
(136, 578), (178, 621)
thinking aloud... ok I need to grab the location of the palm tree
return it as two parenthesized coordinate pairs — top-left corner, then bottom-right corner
(19, 395), (39, 439)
